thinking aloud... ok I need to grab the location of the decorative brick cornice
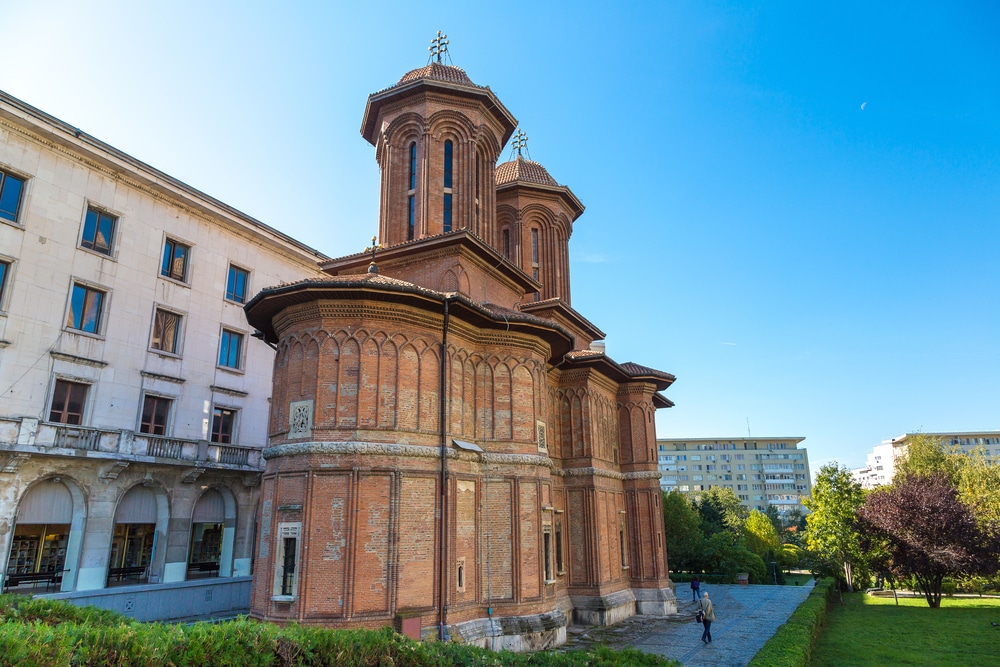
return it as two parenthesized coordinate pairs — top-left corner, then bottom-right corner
(264, 440), (554, 469)
(552, 467), (662, 481)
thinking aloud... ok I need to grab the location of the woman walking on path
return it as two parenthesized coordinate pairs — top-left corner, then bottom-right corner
(690, 576), (700, 601)
(698, 592), (715, 644)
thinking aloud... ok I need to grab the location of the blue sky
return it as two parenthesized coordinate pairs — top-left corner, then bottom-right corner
(3, 1), (997, 472)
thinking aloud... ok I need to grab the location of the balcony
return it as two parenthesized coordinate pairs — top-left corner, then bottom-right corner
(0, 417), (262, 471)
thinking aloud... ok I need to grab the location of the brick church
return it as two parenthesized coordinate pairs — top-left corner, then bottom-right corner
(244, 37), (677, 650)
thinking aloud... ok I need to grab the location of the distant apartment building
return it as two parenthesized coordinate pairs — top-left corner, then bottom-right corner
(852, 431), (1000, 489)
(656, 437), (811, 515)
(0, 90), (327, 596)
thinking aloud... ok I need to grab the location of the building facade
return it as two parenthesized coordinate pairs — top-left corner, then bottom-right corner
(0, 91), (326, 596)
(244, 53), (677, 650)
(656, 437), (811, 516)
(852, 431), (1000, 489)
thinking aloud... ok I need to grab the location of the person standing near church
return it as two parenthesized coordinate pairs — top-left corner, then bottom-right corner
(698, 591), (716, 644)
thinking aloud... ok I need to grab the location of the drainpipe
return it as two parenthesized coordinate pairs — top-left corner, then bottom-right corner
(438, 295), (454, 641)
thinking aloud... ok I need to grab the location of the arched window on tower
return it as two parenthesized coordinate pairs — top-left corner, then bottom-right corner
(407, 142), (417, 241)
(531, 228), (540, 301)
(502, 228), (510, 259)
(443, 140), (453, 233)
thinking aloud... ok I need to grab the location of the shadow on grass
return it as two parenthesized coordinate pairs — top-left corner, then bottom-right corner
(810, 593), (1000, 667)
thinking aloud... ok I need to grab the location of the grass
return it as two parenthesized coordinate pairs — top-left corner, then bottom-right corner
(782, 573), (813, 586)
(810, 593), (1000, 666)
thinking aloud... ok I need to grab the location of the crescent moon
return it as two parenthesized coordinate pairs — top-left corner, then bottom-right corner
(861, 102), (867, 111)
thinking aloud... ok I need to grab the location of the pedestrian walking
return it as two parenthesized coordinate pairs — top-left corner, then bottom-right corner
(698, 591), (715, 644)
(690, 575), (700, 601)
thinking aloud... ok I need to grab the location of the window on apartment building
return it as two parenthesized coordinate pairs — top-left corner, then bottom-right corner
(226, 265), (249, 303)
(219, 330), (244, 369)
(66, 283), (105, 334)
(211, 407), (237, 444)
(0, 259), (10, 308)
(443, 140), (453, 233)
(160, 238), (190, 282)
(140, 395), (171, 435)
(81, 207), (116, 255)
(49, 380), (88, 424)
(151, 308), (182, 354)
(0, 169), (25, 223)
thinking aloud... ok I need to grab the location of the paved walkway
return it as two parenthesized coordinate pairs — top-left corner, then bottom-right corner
(563, 582), (815, 666)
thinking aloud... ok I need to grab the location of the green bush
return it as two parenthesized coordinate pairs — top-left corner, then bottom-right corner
(0, 595), (680, 667)
(746, 577), (836, 667)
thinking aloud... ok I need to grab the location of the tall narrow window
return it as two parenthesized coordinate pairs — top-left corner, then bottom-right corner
(619, 522), (628, 568)
(443, 140), (453, 233)
(151, 308), (182, 354)
(0, 259), (10, 307)
(160, 239), (190, 282)
(543, 530), (553, 582)
(49, 380), (88, 424)
(530, 228), (539, 280)
(501, 229), (510, 259)
(140, 395), (171, 435)
(67, 283), (105, 334)
(555, 523), (564, 573)
(0, 170), (25, 223)
(281, 537), (297, 595)
(81, 207), (116, 255)
(211, 407), (237, 444)
(407, 142), (416, 241)
(219, 329), (244, 369)
(226, 265), (249, 303)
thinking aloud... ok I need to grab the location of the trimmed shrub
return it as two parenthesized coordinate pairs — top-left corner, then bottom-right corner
(746, 577), (836, 667)
(0, 595), (681, 667)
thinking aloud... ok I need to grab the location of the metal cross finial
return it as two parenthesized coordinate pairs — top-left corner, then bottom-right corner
(429, 31), (450, 63)
(511, 128), (528, 156)
(366, 235), (382, 274)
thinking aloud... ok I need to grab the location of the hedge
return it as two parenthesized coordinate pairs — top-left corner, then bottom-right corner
(746, 577), (836, 667)
(0, 595), (679, 667)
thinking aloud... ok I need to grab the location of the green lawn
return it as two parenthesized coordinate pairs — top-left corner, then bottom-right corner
(810, 593), (1000, 666)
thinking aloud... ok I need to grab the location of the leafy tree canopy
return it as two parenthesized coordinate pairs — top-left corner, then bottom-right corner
(857, 473), (1000, 608)
(695, 486), (749, 538)
(744, 510), (781, 558)
(803, 463), (866, 591)
(661, 491), (705, 572)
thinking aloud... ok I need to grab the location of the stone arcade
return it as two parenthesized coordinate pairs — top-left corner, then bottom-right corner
(244, 47), (677, 650)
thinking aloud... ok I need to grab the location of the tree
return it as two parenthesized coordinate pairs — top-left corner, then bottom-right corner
(703, 532), (766, 583)
(896, 434), (1000, 534)
(744, 510), (780, 557)
(695, 487), (749, 538)
(857, 473), (1000, 608)
(662, 491), (704, 572)
(803, 463), (866, 591)
(765, 505), (784, 535)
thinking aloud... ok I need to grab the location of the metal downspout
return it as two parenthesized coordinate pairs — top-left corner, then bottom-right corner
(438, 295), (453, 640)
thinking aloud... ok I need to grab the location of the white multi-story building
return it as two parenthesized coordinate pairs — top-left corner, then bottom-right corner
(0, 90), (327, 600)
(656, 437), (811, 515)
(852, 431), (1000, 489)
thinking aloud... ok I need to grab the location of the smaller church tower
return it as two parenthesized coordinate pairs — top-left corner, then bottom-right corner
(361, 33), (517, 247)
(495, 131), (584, 304)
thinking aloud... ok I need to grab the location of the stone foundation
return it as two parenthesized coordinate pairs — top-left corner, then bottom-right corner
(570, 589), (636, 626)
(447, 609), (568, 651)
(633, 586), (677, 616)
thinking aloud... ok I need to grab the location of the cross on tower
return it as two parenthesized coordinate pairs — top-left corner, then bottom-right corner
(366, 236), (382, 274)
(511, 128), (528, 156)
(429, 31), (450, 63)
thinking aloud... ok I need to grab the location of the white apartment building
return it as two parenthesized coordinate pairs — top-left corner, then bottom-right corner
(657, 437), (811, 515)
(0, 90), (327, 598)
(852, 431), (1000, 489)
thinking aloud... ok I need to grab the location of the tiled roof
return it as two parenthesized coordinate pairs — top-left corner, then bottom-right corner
(398, 62), (476, 86)
(496, 157), (559, 187)
(565, 349), (605, 359)
(621, 362), (676, 382)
